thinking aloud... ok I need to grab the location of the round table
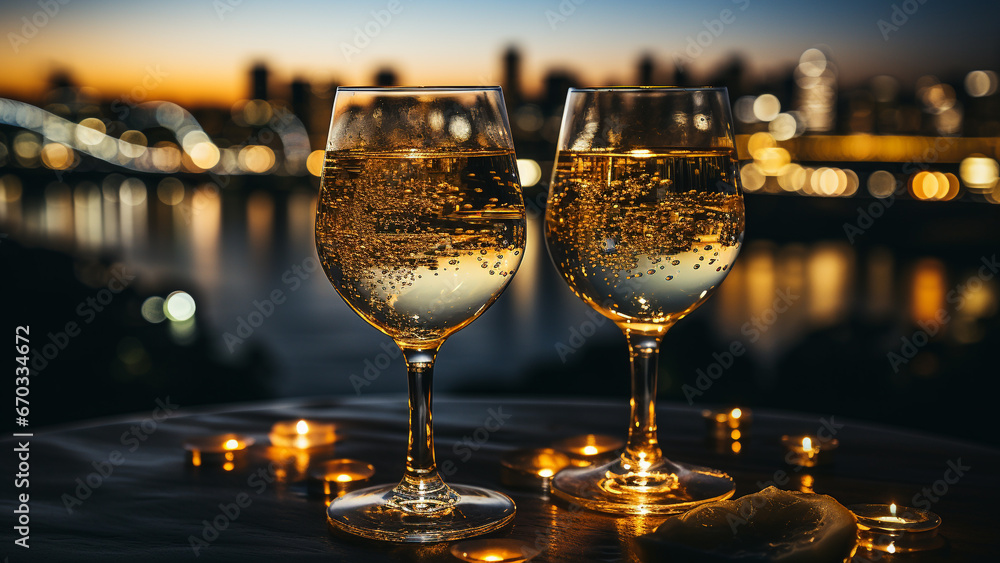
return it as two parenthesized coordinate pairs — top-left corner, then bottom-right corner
(7, 397), (997, 562)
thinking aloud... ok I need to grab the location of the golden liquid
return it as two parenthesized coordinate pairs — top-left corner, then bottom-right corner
(545, 149), (745, 331)
(316, 150), (526, 346)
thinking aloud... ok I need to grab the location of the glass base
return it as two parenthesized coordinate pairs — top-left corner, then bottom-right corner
(551, 456), (735, 515)
(327, 483), (515, 543)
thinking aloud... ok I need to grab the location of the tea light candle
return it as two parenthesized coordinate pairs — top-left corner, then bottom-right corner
(500, 448), (572, 490)
(449, 538), (540, 563)
(551, 434), (624, 466)
(184, 434), (254, 469)
(781, 435), (838, 467)
(268, 419), (336, 449)
(849, 503), (943, 553)
(308, 459), (375, 497)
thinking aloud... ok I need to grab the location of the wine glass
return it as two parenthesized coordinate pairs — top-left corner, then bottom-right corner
(315, 87), (526, 541)
(544, 87), (745, 514)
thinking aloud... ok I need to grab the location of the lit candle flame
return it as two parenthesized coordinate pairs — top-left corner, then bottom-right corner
(801, 437), (812, 451)
(335, 473), (352, 482)
(296, 420), (309, 435)
(582, 445), (598, 456)
(223, 439), (240, 450)
(538, 468), (554, 478)
(890, 503), (896, 517)
(887, 542), (896, 554)
(731, 408), (742, 419)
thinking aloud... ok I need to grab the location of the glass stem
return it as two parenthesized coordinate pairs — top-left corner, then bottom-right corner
(622, 328), (665, 468)
(392, 344), (457, 512)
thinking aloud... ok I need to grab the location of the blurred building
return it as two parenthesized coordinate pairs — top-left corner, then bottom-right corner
(251, 63), (269, 100)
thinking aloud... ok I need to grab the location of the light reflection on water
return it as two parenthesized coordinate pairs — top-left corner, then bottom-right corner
(2, 176), (997, 397)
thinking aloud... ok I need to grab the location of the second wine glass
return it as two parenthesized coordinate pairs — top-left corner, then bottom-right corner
(545, 87), (746, 514)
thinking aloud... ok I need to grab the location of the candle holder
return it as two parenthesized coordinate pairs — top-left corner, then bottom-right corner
(449, 538), (540, 563)
(268, 419), (337, 449)
(849, 503), (944, 553)
(184, 434), (254, 470)
(500, 448), (572, 491)
(781, 435), (838, 467)
(308, 459), (375, 497)
(551, 434), (624, 467)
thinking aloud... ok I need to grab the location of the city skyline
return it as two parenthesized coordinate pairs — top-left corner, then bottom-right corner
(1, 0), (997, 106)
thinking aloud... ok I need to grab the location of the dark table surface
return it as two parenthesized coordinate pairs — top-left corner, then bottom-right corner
(4, 396), (998, 562)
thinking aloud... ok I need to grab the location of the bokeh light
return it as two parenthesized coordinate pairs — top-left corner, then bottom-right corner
(239, 145), (276, 173)
(516, 159), (542, 187)
(165, 291), (197, 322)
(768, 113), (798, 141)
(959, 155), (999, 191)
(118, 130), (148, 159)
(243, 100), (273, 126)
(119, 178), (147, 206)
(798, 48), (828, 77)
(777, 163), (806, 192)
(740, 163), (766, 192)
(141, 297), (167, 323)
(189, 141), (221, 170)
(964, 70), (998, 97)
(40, 142), (73, 170)
(755, 147), (791, 175)
(75, 118), (106, 145)
(307, 149), (325, 177)
(0, 174), (23, 202)
(152, 141), (182, 172)
(157, 177), (185, 206)
(753, 94), (781, 122)
(734, 96), (757, 123)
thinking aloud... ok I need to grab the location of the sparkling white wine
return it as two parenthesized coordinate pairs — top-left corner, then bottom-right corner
(546, 149), (744, 330)
(317, 150), (525, 345)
